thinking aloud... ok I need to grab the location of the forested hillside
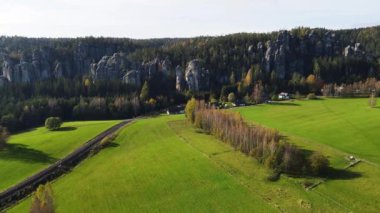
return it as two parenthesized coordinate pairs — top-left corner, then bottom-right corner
(0, 26), (379, 131)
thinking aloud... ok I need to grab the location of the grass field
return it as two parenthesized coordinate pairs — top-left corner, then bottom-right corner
(235, 98), (380, 164)
(9, 116), (276, 212)
(0, 120), (120, 191)
(8, 99), (380, 212)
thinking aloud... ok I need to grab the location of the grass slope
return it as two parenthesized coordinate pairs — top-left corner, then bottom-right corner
(10, 102), (380, 212)
(10, 116), (276, 212)
(235, 98), (380, 164)
(235, 98), (380, 212)
(0, 120), (120, 191)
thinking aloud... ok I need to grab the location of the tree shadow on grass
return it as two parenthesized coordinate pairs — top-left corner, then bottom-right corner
(0, 144), (57, 164)
(104, 142), (120, 148)
(323, 167), (362, 180)
(55, 127), (77, 131)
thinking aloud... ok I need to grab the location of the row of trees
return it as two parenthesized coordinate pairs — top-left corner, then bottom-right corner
(186, 99), (329, 177)
(0, 94), (174, 132)
(0, 75), (185, 132)
(322, 78), (380, 97)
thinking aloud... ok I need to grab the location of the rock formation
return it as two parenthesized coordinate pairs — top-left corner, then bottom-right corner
(122, 70), (141, 87)
(344, 43), (366, 59)
(90, 53), (127, 81)
(185, 60), (209, 92)
(175, 65), (185, 92)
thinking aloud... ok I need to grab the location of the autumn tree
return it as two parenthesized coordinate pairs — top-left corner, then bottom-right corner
(306, 74), (317, 92)
(369, 92), (377, 108)
(252, 81), (264, 104)
(227, 92), (236, 102)
(30, 183), (55, 213)
(140, 81), (150, 102)
(185, 98), (197, 123)
(243, 68), (253, 87)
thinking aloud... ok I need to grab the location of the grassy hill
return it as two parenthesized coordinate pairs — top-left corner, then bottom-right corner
(0, 120), (120, 191)
(235, 98), (380, 164)
(8, 99), (380, 212)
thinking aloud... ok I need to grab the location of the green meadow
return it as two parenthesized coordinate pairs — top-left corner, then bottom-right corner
(235, 98), (380, 165)
(0, 120), (120, 191)
(8, 98), (380, 212)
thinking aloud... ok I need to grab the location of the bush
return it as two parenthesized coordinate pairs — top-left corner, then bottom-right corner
(45, 117), (63, 131)
(227, 92), (236, 102)
(30, 183), (54, 213)
(306, 93), (317, 100)
(309, 152), (329, 175)
(0, 126), (9, 149)
(185, 98), (197, 123)
(99, 134), (117, 148)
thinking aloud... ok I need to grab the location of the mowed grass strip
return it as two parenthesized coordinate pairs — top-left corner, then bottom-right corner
(0, 120), (120, 191)
(10, 116), (275, 213)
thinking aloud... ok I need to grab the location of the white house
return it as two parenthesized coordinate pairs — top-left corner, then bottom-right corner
(278, 92), (290, 100)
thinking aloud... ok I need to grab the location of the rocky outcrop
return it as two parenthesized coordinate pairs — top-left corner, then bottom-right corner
(90, 53), (127, 81)
(122, 70), (141, 87)
(264, 41), (275, 73)
(32, 49), (51, 80)
(54, 62), (64, 78)
(253, 30), (349, 79)
(274, 45), (287, 79)
(175, 65), (185, 92)
(1, 49), (56, 83)
(344, 43), (366, 59)
(185, 60), (209, 92)
(2, 56), (15, 82)
(140, 58), (172, 79)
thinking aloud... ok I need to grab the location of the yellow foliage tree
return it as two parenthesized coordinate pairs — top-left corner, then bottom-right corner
(30, 183), (55, 213)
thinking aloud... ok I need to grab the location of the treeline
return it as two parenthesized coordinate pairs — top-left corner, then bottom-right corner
(322, 78), (380, 97)
(186, 99), (329, 178)
(0, 77), (184, 132)
(0, 95), (179, 132)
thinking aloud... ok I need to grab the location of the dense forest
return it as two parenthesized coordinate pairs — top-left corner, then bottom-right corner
(0, 26), (380, 132)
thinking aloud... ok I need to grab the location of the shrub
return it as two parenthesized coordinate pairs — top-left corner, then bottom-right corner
(30, 183), (54, 213)
(185, 98), (197, 123)
(227, 92), (236, 102)
(309, 152), (329, 176)
(306, 93), (317, 100)
(0, 126), (9, 149)
(99, 134), (117, 148)
(45, 117), (63, 131)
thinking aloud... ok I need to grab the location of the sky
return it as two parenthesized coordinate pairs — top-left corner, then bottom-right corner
(0, 0), (379, 38)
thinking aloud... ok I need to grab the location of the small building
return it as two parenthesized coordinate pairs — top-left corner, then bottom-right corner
(278, 92), (290, 100)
